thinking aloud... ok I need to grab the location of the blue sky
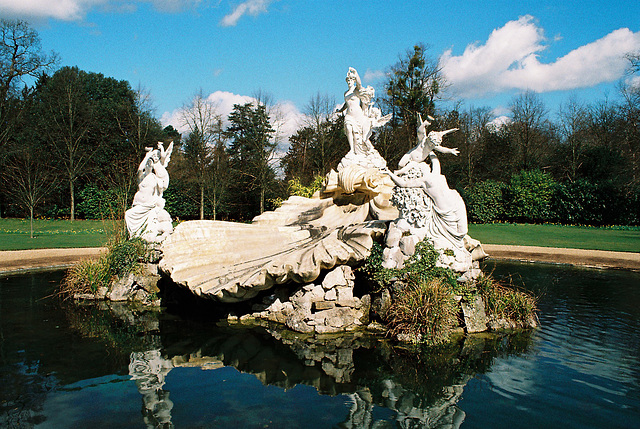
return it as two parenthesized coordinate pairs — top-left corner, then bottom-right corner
(2, 0), (640, 138)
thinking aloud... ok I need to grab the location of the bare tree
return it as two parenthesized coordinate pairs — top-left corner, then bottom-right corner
(557, 96), (589, 181)
(508, 90), (550, 170)
(626, 51), (640, 75)
(2, 143), (53, 238)
(618, 81), (640, 189)
(0, 19), (57, 151)
(303, 92), (338, 176)
(456, 105), (492, 185)
(180, 90), (224, 219)
(0, 19), (58, 116)
(39, 67), (96, 221)
(588, 96), (618, 150)
(253, 89), (291, 157)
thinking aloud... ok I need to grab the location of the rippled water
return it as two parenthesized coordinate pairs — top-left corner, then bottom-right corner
(1, 262), (639, 428)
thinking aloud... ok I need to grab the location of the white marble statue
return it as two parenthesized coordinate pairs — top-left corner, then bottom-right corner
(125, 142), (174, 243)
(337, 67), (390, 169)
(384, 151), (468, 240)
(159, 69), (486, 303)
(381, 122), (485, 275)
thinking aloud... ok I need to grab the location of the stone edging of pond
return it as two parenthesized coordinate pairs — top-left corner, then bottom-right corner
(1, 245), (639, 275)
(0, 247), (107, 275)
(483, 244), (640, 271)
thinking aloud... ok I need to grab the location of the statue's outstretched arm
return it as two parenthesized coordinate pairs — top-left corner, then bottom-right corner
(434, 146), (459, 156)
(382, 168), (424, 188)
(138, 149), (153, 171)
(394, 160), (420, 176)
(161, 142), (174, 167)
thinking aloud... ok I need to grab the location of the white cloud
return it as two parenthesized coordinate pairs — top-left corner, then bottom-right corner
(161, 90), (304, 149)
(148, 0), (203, 13)
(0, 0), (90, 20)
(441, 15), (640, 97)
(487, 115), (510, 130)
(219, 0), (273, 27)
(363, 69), (386, 82)
(206, 90), (255, 123)
(0, 0), (201, 21)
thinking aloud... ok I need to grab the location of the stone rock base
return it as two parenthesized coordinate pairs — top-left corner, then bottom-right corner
(74, 263), (161, 306)
(231, 266), (370, 334)
(460, 294), (488, 333)
(382, 219), (484, 282)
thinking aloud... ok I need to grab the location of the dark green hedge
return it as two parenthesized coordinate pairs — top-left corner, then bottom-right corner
(464, 170), (639, 226)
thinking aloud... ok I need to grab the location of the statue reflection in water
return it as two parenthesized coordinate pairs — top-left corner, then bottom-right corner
(128, 349), (175, 429)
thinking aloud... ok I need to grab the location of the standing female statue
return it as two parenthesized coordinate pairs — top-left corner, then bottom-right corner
(339, 67), (370, 155)
(125, 141), (174, 242)
(338, 68), (391, 155)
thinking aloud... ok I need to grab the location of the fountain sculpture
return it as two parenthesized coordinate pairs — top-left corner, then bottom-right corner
(145, 68), (487, 333)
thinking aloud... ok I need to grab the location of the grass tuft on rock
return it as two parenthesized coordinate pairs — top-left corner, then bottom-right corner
(384, 277), (459, 345)
(476, 274), (538, 326)
(61, 236), (148, 297)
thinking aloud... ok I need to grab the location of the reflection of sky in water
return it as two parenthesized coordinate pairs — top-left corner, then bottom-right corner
(466, 261), (640, 429)
(483, 315), (639, 401)
(37, 375), (142, 428)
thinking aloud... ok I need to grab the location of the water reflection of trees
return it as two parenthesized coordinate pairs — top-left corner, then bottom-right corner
(66, 302), (532, 428)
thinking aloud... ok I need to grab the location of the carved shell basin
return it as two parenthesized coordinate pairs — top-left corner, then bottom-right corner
(159, 196), (387, 303)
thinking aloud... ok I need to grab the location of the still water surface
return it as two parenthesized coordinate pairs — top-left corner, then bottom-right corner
(1, 261), (639, 428)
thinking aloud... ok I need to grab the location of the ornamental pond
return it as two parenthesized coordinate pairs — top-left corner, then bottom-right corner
(1, 261), (639, 428)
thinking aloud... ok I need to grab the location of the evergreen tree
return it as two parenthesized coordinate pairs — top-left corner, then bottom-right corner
(225, 102), (277, 219)
(380, 44), (446, 168)
(282, 115), (347, 184)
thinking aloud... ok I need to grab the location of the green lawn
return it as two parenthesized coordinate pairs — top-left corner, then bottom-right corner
(1, 218), (639, 253)
(0, 218), (116, 250)
(468, 223), (640, 253)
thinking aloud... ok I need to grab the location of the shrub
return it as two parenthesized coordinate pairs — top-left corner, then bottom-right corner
(359, 240), (459, 345)
(504, 170), (556, 223)
(359, 241), (398, 292)
(401, 241), (458, 288)
(359, 239), (538, 344)
(163, 181), (200, 219)
(62, 258), (111, 294)
(359, 240), (457, 293)
(552, 179), (635, 226)
(628, 188), (640, 225)
(464, 180), (505, 223)
(106, 237), (147, 279)
(288, 174), (325, 198)
(76, 185), (120, 220)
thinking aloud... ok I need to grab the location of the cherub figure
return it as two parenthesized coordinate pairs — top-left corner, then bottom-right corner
(397, 113), (458, 175)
